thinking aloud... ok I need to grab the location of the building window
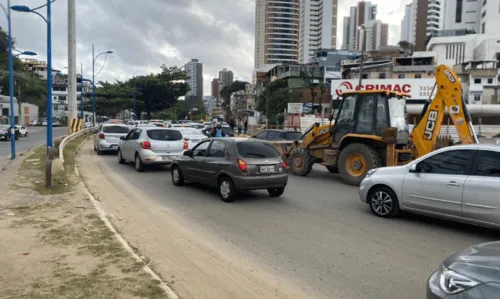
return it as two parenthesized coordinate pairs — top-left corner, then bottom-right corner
(474, 94), (481, 101)
(482, 22), (485, 33)
(398, 74), (405, 79)
(379, 73), (386, 79)
(415, 74), (422, 78)
(482, 10), (486, 18)
(487, 78), (493, 84)
(456, 0), (463, 23)
(361, 74), (368, 79)
(474, 78), (481, 84)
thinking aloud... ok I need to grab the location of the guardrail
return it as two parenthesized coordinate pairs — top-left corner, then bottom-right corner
(58, 128), (92, 169)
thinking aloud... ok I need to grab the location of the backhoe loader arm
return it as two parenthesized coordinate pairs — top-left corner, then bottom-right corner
(410, 65), (478, 157)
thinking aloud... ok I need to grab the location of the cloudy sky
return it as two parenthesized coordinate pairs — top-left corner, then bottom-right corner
(2, 0), (406, 94)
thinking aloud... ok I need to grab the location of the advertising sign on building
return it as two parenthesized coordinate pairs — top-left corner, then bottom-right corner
(330, 79), (436, 100)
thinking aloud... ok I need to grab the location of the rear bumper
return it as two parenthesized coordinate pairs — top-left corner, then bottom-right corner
(138, 150), (184, 165)
(232, 173), (288, 191)
(97, 140), (119, 151)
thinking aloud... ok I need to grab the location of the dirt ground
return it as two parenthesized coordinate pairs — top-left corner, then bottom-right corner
(0, 134), (168, 299)
(77, 140), (310, 299)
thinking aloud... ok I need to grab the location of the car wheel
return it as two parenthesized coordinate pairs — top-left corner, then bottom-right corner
(117, 150), (125, 164)
(96, 146), (102, 155)
(135, 154), (144, 172)
(171, 166), (185, 186)
(368, 186), (399, 218)
(267, 187), (285, 197)
(218, 176), (235, 202)
(24, 132), (28, 137)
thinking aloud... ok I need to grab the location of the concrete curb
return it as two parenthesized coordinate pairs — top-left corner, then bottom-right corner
(59, 128), (92, 169)
(68, 140), (179, 299)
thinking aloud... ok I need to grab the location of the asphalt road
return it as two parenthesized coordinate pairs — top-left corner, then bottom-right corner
(96, 153), (498, 299)
(0, 127), (68, 157)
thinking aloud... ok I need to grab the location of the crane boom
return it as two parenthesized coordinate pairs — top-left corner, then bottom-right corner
(410, 64), (478, 157)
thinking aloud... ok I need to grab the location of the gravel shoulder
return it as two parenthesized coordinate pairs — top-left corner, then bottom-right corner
(77, 139), (310, 299)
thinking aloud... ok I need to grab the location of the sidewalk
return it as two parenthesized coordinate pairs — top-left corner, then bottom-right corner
(0, 134), (169, 299)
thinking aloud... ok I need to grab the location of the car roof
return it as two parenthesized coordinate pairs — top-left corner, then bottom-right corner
(102, 123), (128, 127)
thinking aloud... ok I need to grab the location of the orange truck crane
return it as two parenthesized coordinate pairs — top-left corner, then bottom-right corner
(284, 64), (478, 185)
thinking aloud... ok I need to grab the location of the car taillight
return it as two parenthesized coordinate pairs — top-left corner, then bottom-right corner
(237, 159), (247, 173)
(281, 162), (287, 169)
(183, 139), (189, 150)
(140, 141), (151, 149)
(98, 133), (105, 139)
(231, 133), (235, 137)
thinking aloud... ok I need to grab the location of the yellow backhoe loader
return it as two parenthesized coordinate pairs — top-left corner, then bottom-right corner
(284, 64), (479, 185)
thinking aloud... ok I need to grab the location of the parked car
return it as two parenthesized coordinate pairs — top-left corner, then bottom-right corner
(171, 138), (288, 202)
(52, 120), (61, 127)
(253, 129), (303, 141)
(30, 120), (37, 126)
(359, 144), (500, 229)
(0, 125), (19, 140)
(94, 123), (130, 155)
(175, 127), (207, 149)
(117, 127), (187, 172)
(15, 125), (28, 137)
(42, 120), (47, 126)
(427, 241), (500, 298)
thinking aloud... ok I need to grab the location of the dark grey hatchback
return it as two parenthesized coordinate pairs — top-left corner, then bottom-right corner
(170, 137), (288, 202)
(427, 241), (500, 298)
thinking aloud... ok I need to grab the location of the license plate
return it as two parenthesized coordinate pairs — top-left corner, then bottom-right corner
(161, 156), (172, 161)
(110, 145), (118, 148)
(260, 166), (275, 173)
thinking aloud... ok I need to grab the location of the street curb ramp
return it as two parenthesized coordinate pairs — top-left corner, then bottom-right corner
(61, 128), (179, 299)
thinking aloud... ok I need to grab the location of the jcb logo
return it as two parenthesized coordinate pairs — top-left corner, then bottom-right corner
(424, 110), (438, 140)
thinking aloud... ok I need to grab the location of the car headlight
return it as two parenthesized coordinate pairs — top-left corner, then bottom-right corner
(438, 265), (480, 294)
(365, 169), (378, 178)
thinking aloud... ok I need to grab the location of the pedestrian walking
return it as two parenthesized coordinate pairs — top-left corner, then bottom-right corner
(244, 118), (248, 135)
(237, 120), (243, 136)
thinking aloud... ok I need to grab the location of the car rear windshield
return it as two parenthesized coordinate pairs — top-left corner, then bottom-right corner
(284, 131), (302, 140)
(102, 126), (129, 133)
(236, 142), (280, 158)
(147, 129), (182, 141)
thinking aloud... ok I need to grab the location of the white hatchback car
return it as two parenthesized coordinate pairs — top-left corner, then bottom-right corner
(15, 125), (27, 137)
(117, 127), (187, 172)
(359, 144), (500, 229)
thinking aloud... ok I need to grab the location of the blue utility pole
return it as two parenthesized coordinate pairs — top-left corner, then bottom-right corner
(81, 63), (84, 120)
(46, 0), (53, 150)
(92, 44), (95, 126)
(7, 0), (16, 159)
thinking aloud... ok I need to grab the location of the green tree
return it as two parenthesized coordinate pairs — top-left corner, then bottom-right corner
(220, 80), (249, 118)
(84, 97), (132, 118)
(256, 79), (302, 122)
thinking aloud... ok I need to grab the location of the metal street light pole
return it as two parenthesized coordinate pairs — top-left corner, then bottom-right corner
(12, 2), (53, 151)
(80, 63), (84, 120)
(67, 0), (77, 134)
(7, 0), (15, 159)
(91, 45), (113, 127)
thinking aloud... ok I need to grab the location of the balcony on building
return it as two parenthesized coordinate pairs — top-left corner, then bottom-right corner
(393, 56), (435, 73)
(268, 64), (324, 84)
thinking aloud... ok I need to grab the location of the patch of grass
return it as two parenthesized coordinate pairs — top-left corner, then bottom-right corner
(132, 279), (166, 299)
(10, 217), (58, 229)
(20, 133), (91, 195)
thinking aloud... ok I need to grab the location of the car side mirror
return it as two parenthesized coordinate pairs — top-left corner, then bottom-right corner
(183, 150), (191, 156)
(409, 163), (419, 173)
(119, 136), (125, 140)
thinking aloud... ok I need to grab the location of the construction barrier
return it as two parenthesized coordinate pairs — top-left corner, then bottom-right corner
(69, 118), (83, 134)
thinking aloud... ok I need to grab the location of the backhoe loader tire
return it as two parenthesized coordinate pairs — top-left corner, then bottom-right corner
(338, 143), (382, 186)
(288, 148), (314, 176)
(325, 166), (338, 173)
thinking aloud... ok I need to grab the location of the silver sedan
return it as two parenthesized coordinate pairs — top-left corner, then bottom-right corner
(94, 123), (130, 154)
(359, 144), (500, 229)
(117, 127), (187, 172)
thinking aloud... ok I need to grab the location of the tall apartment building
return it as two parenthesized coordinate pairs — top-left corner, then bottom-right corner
(443, 0), (500, 34)
(211, 78), (219, 98)
(341, 1), (386, 52)
(184, 59), (203, 102)
(219, 68), (234, 87)
(400, 0), (441, 51)
(298, 0), (338, 64)
(254, 0), (300, 68)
